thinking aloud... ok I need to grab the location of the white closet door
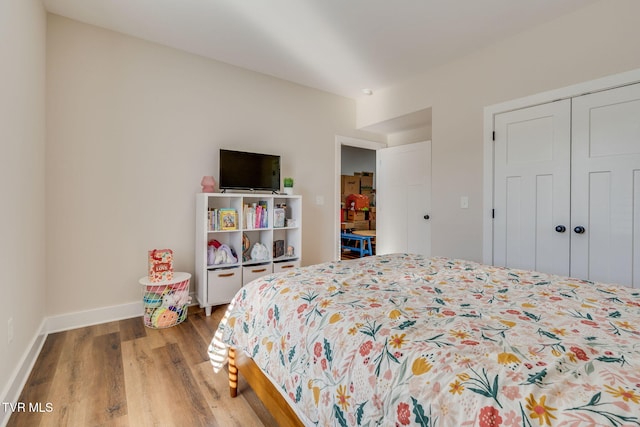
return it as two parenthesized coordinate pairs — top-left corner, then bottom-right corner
(493, 100), (571, 274)
(571, 83), (640, 287)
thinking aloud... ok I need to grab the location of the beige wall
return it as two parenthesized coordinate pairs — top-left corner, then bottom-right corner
(0, 0), (47, 401)
(357, 0), (640, 262)
(45, 15), (361, 316)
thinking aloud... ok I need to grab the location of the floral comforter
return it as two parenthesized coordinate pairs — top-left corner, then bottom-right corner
(209, 254), (640, 426)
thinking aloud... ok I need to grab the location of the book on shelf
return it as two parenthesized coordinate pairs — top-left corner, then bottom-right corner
(208, 208), (219, 231)
(244, 201), (269, 229)
(243, 204), (253, 229)
(255, 205), (263, 228)
(258, 200), (268, 228)
(208, 208), (237, 231)
(273, 208), (285, 228)
(220, 208), (237, 230)
(273, 239), (285, 258)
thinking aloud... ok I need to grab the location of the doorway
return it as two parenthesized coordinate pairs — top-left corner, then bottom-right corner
(334, 136), (385, 260)
(341, 145), (377, 259)
(334, 137), (433, 261)
(334, 109), (433, 261)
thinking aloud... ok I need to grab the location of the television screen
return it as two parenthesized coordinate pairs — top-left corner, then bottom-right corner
(219, 149), (281, 192)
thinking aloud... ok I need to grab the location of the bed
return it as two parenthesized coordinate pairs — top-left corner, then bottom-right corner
(209, 253), (640, 426)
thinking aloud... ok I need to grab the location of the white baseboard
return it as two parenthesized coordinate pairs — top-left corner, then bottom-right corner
(1, 319), (47, 427)
(46, 291), (197, 333)
(45, 300), (143, 334)
(1, 291), (197, 427)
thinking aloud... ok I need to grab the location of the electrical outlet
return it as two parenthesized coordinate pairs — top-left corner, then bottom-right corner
(8, 317), (14, 344)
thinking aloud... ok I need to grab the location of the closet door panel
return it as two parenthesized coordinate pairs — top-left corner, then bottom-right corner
(585, 172), (615, 283)
(493, 100), (571, 275)
(571, 83), (640, 287)
(504, 176), (526, 267)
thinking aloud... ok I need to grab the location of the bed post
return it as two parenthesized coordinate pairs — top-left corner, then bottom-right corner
(228, 347), (238, 398)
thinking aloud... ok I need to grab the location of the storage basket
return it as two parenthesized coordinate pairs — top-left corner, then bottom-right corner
(139, 272), (191, 329)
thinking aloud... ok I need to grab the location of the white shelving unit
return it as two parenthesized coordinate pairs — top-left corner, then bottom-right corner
(195, 193), (302, 315)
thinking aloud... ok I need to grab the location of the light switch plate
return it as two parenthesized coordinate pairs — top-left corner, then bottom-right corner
(8, 317), (13, 344)
(461, 196), (469, 209)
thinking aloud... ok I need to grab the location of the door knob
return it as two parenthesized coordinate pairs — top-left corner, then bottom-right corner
(555, 225), (566, 233)
(574, 226), (586, 234)
(423, 214), (430, 220)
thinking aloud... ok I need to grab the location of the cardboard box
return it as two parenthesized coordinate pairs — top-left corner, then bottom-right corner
(356, 172), (374, 188)
(353, 220), (370, 230)
(341, 222), (354, 230)
(341, 175), (360, 196)
(347, 210), (366, 221)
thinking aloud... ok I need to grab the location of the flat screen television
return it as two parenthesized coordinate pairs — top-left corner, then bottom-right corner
(219, 149), (281, 192)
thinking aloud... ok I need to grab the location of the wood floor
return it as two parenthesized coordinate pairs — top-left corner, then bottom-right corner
(7, 305), (277, 427)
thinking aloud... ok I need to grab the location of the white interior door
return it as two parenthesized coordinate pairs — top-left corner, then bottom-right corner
(376, 141), (431, 256)
(571, 83), (640, 287)
(493, 100), (571, 275)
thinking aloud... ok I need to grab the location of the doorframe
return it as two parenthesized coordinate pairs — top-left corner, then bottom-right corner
(482, 68), (640, 264)
(334, 135), (387, 260)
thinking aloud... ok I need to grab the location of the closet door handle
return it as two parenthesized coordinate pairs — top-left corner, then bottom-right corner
(423, 214), (430, 220)
(555, 225), (566, 233)
(574, 226), (586, 234)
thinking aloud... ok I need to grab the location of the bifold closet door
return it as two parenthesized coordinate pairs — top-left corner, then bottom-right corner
(571, 83), (640, 287)
(493, 100), (571, 275)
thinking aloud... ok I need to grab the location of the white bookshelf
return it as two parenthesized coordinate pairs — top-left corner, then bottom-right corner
(195, 193), (302, 315)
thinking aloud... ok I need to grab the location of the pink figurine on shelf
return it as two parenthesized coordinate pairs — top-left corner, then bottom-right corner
(201, 176), (216, 192)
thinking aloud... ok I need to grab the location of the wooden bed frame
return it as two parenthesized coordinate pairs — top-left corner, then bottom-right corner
(228, 347), (304, 426)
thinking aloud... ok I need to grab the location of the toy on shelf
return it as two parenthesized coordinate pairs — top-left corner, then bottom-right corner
(207, 239), (238, 266)
(250, 242), (269, 261)
(201, 176), (216, 192)
(346, 193), (369, 211)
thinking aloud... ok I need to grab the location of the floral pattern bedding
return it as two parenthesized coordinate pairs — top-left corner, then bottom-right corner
(209, 254), (640, 426)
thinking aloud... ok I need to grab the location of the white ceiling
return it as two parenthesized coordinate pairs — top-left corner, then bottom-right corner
(42, 0), (597, 99)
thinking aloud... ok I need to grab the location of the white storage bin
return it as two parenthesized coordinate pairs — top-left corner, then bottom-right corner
(207, 267), (242, 305)
(273, 259), (300, 273)
(243, 263), (272, 286)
